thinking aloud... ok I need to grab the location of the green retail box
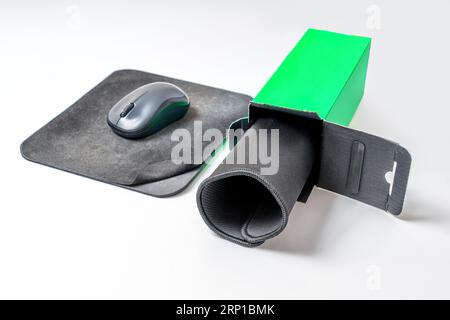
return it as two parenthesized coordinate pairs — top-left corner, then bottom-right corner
(251, 28), (371, 125)
(245, 29), (410, 215)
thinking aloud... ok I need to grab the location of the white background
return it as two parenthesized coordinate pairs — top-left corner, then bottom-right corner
(1, 0), (449, 299)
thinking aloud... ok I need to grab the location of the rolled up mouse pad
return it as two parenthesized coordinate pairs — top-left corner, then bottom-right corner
(197, 115), (319, 247)
(20, 70), (251, 197)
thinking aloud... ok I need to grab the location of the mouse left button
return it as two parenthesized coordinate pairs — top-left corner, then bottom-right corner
(120, 103), (135, 118)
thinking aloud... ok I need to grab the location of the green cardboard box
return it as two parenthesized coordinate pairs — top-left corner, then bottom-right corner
(199, 28), (412, 247)
(246, 28), (410, 215)
(251, 28), (371, 125)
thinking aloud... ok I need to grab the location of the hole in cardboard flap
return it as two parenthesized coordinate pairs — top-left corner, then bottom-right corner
(385, 161), (397, 195)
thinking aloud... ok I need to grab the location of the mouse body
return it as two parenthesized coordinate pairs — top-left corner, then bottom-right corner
(107, 82), (190, 139)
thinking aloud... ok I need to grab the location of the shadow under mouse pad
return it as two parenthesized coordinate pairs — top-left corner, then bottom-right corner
(20, 69), (251, 197)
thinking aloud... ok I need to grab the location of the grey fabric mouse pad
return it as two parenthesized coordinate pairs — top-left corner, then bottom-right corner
(21, 69), (251, 196)
(197, 111), (411, 247)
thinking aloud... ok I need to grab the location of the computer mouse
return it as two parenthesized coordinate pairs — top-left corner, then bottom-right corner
(107, 82), (190, 139)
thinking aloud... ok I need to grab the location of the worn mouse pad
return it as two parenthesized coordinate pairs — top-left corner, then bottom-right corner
(21, 69), (251, 196)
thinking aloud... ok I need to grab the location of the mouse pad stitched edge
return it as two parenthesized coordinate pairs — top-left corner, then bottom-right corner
(20, 69), (252, 197)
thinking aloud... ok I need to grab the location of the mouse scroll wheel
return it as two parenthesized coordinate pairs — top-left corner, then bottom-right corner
(120, 103), (135, 117)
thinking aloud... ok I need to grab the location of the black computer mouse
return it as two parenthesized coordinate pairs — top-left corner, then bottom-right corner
(107, 82), (190, 139)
